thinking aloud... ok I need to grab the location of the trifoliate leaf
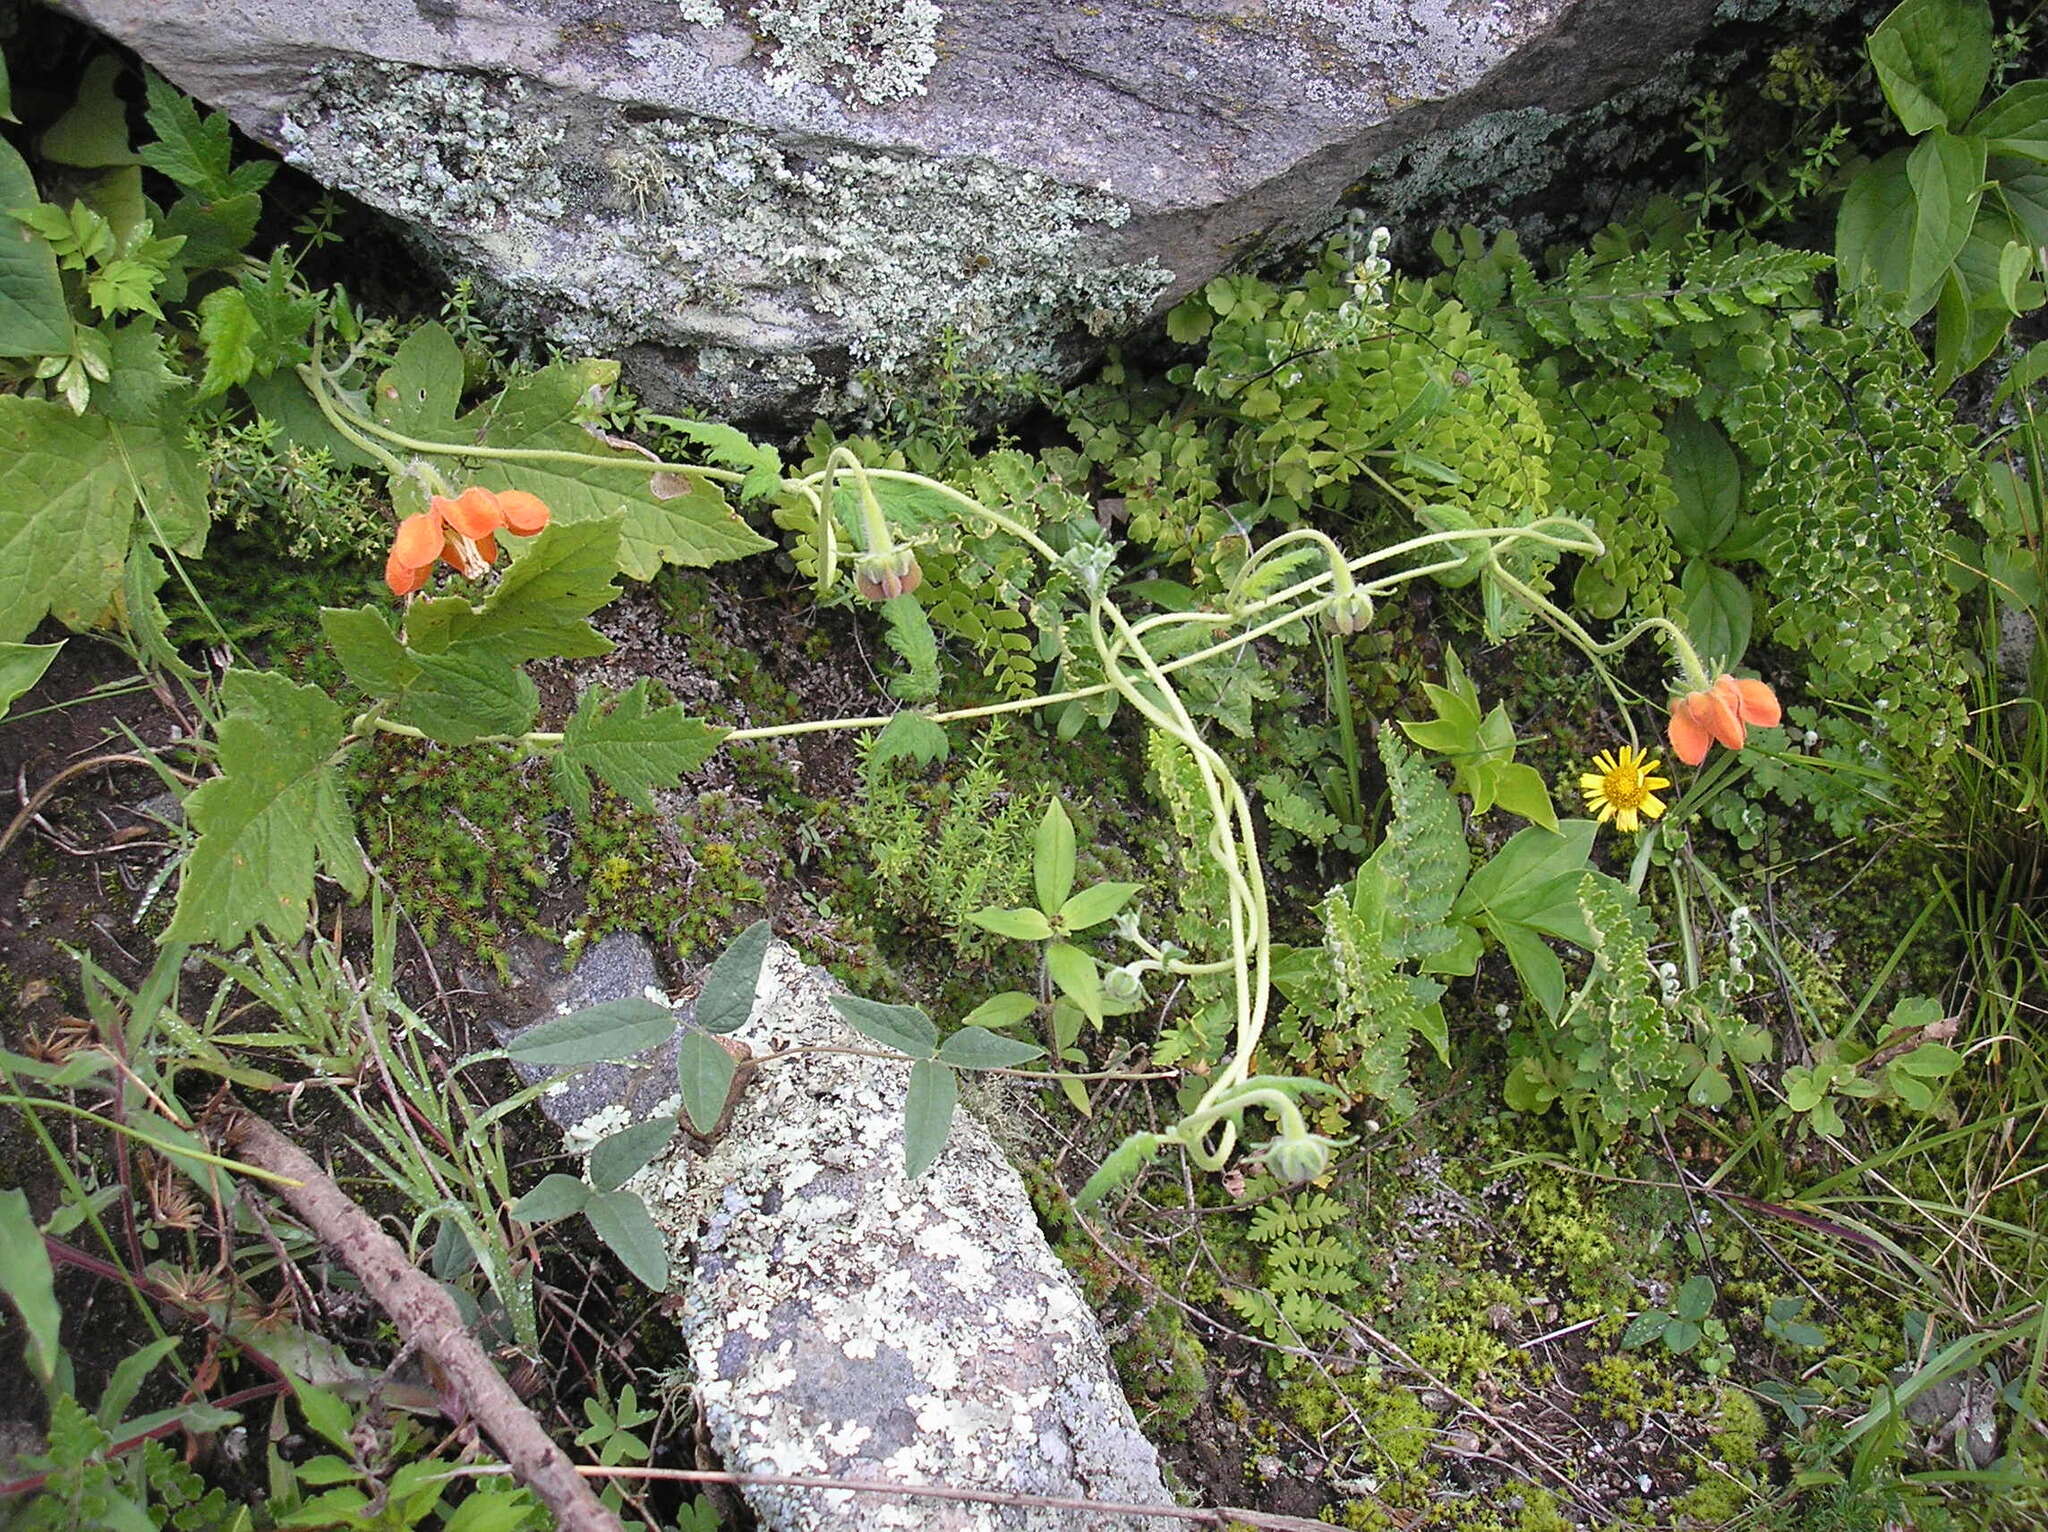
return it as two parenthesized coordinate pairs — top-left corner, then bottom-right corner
(554, 679), (725, 819)
(505, 997), (675, 1067)
(166, 670), (365, 946)
(676, 1030), (738, 1138)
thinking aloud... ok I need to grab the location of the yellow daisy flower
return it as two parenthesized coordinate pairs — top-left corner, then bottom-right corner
(1579, 745), (1670, 834)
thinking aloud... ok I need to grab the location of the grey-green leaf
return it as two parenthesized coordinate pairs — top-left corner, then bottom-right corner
(511, 1174), (590, 1224)
(935, 1026), (1045, 1070)
(589, 1116), (678, 1192)
(830, 995), (938, 1058)
(583, 1189), (669, 1290)
(0, 1189), (60, 1388)
(676, 1029), (738, 1137)
(504, 998), (675, 1067)
(902, 1059), (958, 1180)
(696, 919), (771, 1034)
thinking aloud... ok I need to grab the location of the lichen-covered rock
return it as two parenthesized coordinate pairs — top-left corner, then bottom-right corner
(55, 0), (1783, 418)
(529, 942), (1172, 1529)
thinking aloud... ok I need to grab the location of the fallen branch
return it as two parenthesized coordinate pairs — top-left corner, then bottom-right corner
(205, 1106), (623, 1532)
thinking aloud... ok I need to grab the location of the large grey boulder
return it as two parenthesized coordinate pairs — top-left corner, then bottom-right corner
(59, 0), (1751, 418)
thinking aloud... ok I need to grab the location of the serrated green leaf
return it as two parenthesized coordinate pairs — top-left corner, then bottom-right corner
(934, 1026), (1045, 1070)
(160, 189), (259, 275)
(0, 641), (62, 720)
(293, 1384), (356, 1452)
(695, 919), (771, 1034)
(554, 679), (724, 818)
(0, 397), (132, 641)
(505, 997), (676, 1067)
(653, 415), (784, 503)
(320, 605), (418, 697)
(475, 407), (771, 580)
(0, 1189), (60, 1389)
(511, 1174), (590, 1224)
(98, 317), (186, 425)
(139, 70), (249, 198)
(829, 995), (937, 1059)
(967, 906), (1054, 941)
(589, 1116), (677, 1192)
(409, 517), (620, 663)
(870, 710), (949, 770)
(902, 1059), (958, 1180)
(959, 991), (1039, 1030)
(165, 670), (365, 946)
(196, 286), (256, 397)
(391, 647), (539, 745)
(582, 1189), (668, 1289)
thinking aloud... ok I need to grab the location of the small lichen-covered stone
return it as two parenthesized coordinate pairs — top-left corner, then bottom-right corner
(614, 944), (1174, 1531)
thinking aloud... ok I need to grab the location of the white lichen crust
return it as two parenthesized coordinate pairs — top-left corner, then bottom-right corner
(275, 58), (1165, 416)
(607, 945), (1172, 1530)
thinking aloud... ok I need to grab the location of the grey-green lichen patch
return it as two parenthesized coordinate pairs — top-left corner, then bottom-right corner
(274, 58), (1166, 415)
(674, 0), (943, 107)
(607, 943), (1172, 1531)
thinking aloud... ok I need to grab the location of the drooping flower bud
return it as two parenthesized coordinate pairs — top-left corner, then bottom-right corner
(1325, 588), (1375, 636)
(1103, 964), (1148, 1005)
(853, 546), (924, 603)
(1258, 1130), (1341, 1186)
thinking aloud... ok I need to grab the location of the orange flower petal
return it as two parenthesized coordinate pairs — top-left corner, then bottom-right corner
(1701, 678), (1747, 750)
(1667, 696), (1714, 767)
(441, 486), (505, 539)
(473, 532), (499, 566)
(1728, 676), (1781, 729)
(391, 510), (445, 570)
(385, 546), (429, 597)
(495, 490), (551, 536)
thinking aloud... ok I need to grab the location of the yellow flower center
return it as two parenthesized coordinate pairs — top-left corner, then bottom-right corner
(1601, 765), (1648, 810)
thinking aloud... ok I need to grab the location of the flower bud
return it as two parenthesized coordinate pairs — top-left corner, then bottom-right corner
(1259, 1131), (1340, 1186)
(1325, 589), (1375, 636)
(853, 547), (924, 603)
(1103, 965), (1147, 1005)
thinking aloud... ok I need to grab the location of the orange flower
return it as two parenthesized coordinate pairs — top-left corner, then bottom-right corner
(1667, 674), (1781, 766)
(384, 486), (551, 597)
